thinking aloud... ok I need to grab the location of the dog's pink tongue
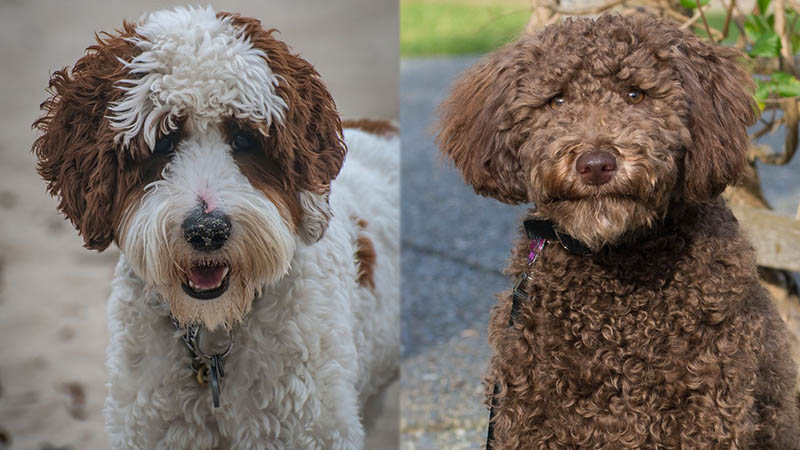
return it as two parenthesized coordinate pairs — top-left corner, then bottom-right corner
(188, 266), (227, 290)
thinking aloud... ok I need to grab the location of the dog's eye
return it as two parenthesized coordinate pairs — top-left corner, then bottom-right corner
(550, 95), (566, 108)
(231, 131), (259, 153)
(153, 133), (176, 155)
(626, 89), (645, 104)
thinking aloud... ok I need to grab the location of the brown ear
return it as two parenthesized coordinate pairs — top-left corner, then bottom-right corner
(273, 52), (345, 244)
(671, 35), (757, 202)
(225, 13), (345, 243)
(271, 49), (345, 199)
(435, 43), (529, 204)
(32, 25), (138, 251)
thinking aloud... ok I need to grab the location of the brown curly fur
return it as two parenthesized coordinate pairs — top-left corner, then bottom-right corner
(436, 14), (800, 449)
(32, 12), (344, 251)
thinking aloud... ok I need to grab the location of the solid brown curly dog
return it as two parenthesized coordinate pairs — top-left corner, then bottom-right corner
(436, 13), (800, 449)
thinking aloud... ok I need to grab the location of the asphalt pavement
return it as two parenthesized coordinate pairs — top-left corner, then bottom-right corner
(400, 56), (526, 449)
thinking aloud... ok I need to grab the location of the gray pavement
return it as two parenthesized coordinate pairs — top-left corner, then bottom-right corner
(400, 57), (526, 450)
(755, 133), (800, 216)
(401, 57), (525, 359)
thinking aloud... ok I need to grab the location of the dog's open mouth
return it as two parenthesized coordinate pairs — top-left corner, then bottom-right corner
(181, 261), (230, 300)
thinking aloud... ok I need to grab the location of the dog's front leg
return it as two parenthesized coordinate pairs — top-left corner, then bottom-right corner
(748, 292), (800, 449)
(483, 287), (526, 450)
(309, 374), (365, 449)
(105, 397), (224, 450)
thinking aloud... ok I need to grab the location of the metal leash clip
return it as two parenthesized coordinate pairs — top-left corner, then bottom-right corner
(173, 318), (234, 408)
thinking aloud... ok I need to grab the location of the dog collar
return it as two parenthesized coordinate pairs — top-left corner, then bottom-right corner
(508, 220), (590, 326)
(523, 219), (591, 256)
(490, 220), (591, 448)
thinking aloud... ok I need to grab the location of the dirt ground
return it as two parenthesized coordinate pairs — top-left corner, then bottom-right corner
(0, 1), (397, 449)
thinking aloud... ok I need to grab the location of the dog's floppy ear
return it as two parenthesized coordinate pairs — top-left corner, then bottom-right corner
(671, 35), (757, 202)
(274, 60), (344, 244)
(32, 26), (138, 251)
(226, 13), (346, 243)
(435, 43), (529, 204)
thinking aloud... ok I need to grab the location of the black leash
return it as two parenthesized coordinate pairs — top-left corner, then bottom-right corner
(485, 219), (590, 448)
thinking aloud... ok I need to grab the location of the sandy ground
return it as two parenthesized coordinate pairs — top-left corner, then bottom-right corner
(0, 1), (397, 449)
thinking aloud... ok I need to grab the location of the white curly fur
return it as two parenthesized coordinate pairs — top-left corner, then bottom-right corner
(95, 6), (399, 449)
(109, 6), (287, 148)
(117, 129), (298, 329)
(105, 128), (399, 449)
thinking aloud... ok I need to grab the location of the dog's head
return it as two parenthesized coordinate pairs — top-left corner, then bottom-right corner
(33, 6), (345, 329)
(436, 14), (756, 250)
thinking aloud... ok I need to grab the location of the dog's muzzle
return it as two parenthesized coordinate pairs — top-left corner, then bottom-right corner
(181, 206), (233, 300)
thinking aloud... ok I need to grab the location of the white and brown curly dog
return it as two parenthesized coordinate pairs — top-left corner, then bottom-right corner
(32, 6), (398, 449)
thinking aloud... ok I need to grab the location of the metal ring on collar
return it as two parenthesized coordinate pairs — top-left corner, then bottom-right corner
(192, 326), (234, 361)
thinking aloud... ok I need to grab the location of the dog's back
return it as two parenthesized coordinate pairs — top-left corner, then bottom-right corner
(334, 122), (400, 400)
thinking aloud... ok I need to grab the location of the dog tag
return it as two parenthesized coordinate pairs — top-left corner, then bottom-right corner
(196, 364), (208, 386)
(210, 355), (224, 408)
(191, 358), (208, 385)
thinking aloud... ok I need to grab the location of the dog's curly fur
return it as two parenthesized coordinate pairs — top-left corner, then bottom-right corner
(32, 7), (399, 448)
(437, 14), (800, 449)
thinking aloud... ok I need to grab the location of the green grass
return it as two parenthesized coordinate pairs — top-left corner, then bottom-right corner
(401, 2), (739, 57)
(401, 1), (531, 56)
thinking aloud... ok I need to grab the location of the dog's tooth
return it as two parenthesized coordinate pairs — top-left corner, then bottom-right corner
(222, 267), (229, 279)
(188, 279), (197, 290)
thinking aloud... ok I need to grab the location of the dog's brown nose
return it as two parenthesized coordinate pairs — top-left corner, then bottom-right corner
(575, 150), (617, 185)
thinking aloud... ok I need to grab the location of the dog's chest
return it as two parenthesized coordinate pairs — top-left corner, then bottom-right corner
(492, 250), (759, 447)
(521, 272), (693, 398)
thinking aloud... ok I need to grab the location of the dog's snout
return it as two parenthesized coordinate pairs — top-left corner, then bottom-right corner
(182, 208), (232, 252)
(576, 150), (617, 185)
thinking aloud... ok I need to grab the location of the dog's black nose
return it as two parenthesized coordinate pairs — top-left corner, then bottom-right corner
(576, 150), (617, 185)
(182, 208), (232, 252)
